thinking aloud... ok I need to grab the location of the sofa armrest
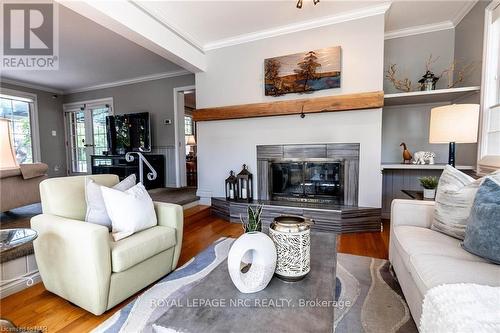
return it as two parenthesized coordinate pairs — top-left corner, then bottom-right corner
(30, 214), (111, 315)
(391, 199), (435, 229)
(154, 202), (183, 269)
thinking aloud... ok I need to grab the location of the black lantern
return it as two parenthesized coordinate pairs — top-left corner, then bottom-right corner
(418, 70), (439, 91)
(237, 164), (253, 202)
(225, 170), (238, 201)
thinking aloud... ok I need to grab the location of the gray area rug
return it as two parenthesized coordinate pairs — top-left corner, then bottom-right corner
(94, 238), (417, 333)
(335, 254), (418, 333)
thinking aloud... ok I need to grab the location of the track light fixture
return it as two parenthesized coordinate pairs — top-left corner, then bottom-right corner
(296, 0), (319, 9)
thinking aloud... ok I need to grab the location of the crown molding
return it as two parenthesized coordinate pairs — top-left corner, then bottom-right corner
(452, 0), (478, 26)
(0, 78), (64, 95)
(384, 20), (454, 40)
(203, 2), (391, 51)
(64, 69), (192, 94)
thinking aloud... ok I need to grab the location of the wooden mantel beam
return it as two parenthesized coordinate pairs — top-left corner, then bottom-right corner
(192, 91), (384, 121)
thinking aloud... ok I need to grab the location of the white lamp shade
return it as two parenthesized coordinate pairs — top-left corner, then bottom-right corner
(186, 135), (196, 146)
(429, 104), (479, 143)
(0, 118), (18, 169)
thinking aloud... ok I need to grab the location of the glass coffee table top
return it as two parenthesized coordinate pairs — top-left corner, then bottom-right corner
(0, 228), (38, 252)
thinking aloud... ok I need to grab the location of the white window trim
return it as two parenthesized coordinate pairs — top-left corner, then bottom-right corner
(0, 87), (41, 163)
(478, 1), (500, 174)
(62, 97), (114, 175)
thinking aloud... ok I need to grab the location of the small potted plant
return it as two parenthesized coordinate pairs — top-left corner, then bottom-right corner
(419, 176), (439, 199)
(240, 205), (263, 233)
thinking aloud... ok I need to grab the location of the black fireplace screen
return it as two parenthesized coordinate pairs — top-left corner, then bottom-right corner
(270, 161), (343, 204)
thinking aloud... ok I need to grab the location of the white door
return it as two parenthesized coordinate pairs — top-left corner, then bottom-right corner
(64, 101), (112, 175)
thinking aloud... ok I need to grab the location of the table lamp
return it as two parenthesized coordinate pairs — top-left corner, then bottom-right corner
(185, 135), (196, 157)
(0, 119), (18, 169)
(186, 135), (196, 146)
(429, 104), (479, 167)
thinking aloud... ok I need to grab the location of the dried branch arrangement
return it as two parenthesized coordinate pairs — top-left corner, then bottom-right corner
(386, 54), (474, 92)
(439, 61), (474, 88)
(385, 64), (412, 92)
(425, 54), (474, 88)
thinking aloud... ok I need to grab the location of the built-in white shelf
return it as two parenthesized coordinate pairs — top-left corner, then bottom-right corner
(381, 163), (475, 170)
(384, 86), (480, 106)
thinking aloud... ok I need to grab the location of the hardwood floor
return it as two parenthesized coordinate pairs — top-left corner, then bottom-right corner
(0, 210), (389, 332)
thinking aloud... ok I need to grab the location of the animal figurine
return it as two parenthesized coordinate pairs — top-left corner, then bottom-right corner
(400, 143), (413, 164)
(413, 151), (435, 165)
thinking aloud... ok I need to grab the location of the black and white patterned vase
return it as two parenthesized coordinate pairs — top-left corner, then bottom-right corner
(269, 216), (313, 281)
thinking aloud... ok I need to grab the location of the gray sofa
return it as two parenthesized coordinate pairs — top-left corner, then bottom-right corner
(0, 163), (48, 212)
(389, 199), (500, 324)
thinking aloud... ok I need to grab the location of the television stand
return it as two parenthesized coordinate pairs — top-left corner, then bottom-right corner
(91, 154), (165, 190)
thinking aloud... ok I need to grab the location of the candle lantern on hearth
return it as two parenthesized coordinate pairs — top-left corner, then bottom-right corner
(225, 170), (238, 201)
(236, 164), (253, 202)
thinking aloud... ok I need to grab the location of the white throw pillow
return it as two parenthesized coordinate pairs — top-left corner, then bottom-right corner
(85, 174), (136, 229)
(101, 182), (157, 241)
(432, 165), (500, 239)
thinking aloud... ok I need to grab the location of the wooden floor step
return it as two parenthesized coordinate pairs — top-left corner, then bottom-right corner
(184, 205), (212, 225)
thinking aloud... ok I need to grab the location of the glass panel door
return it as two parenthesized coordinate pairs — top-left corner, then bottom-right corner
(67, 110), (88, 174)
(304, 162), (342, 200)
(92, 107), (109, 156)
(66, 105), (110, 174)
(271, 162), (304, 197)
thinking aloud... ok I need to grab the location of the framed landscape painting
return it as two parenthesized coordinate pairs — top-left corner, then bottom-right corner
(264, 46), (341, 96)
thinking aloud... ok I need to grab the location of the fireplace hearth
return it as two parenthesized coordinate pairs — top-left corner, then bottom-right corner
(270, 159), (343, 204)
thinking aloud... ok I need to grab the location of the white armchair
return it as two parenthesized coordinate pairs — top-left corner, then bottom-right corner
(31, 174), (183, 315)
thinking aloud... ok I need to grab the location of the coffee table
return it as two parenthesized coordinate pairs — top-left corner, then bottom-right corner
(154, 231), (337, 332)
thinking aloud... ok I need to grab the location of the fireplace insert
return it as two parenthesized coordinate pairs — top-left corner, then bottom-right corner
(269, 159), (344, 204)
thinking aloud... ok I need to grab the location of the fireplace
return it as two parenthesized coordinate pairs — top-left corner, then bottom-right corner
(257, 143), (359, 206)
(269, 160), (343, 204)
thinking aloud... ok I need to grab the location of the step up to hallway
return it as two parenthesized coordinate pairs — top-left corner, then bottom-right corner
(184, 205), (212, 225)
(148, 187), (200, 206)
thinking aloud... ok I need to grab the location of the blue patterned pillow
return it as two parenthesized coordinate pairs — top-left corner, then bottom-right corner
(462, 177), (500, 264)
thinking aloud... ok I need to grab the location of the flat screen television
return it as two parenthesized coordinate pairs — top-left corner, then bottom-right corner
(106, 112), (151, 154)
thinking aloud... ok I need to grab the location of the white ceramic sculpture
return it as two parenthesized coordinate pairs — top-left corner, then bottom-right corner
(227, 231), (277, 293)
(413, 151), (435, 165)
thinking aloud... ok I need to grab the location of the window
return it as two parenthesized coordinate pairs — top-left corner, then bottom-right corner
(0, 90), (39, 164)
(185, 115), (194, 135)
(478, 2), (500, 173)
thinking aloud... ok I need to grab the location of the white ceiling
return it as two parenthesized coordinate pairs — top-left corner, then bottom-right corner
(1, 5), (185, 93)
(137, 0), (476, 49)
(0, 1), (477, 93)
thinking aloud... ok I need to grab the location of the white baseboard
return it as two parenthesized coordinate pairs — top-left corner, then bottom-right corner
(0, 271), (41, 299)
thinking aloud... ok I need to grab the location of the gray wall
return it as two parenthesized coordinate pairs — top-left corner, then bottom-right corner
(384, 29), (455, 93)
(63, 74), (195, 148)
(0, 83), (66, 177)
(382, 102), (478, 165)
(454, 1), (489, 87)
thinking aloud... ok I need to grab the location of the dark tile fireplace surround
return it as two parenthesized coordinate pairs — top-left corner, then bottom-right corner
(212, 143), (381, 233)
